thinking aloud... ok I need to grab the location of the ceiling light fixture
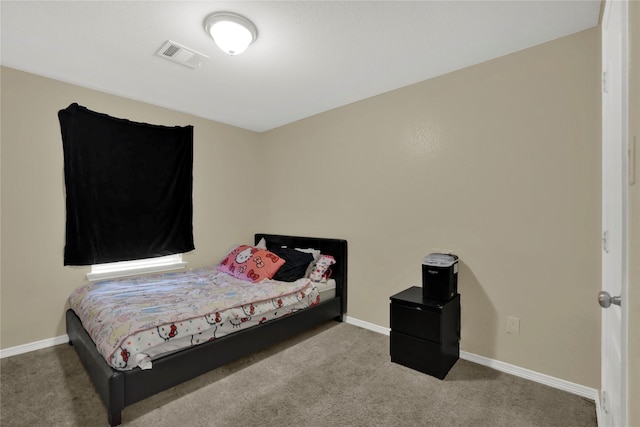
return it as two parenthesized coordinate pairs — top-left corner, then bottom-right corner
(204, 12), (258, 56)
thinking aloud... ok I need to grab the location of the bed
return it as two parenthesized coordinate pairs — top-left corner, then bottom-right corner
(66, 234), (348, 426)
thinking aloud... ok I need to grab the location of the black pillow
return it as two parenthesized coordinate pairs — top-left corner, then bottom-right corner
(269, 246), (314, 282)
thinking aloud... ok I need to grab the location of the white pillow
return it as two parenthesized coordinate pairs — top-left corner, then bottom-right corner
(256, 237), (267, 249)
(294, 247), (321, 261)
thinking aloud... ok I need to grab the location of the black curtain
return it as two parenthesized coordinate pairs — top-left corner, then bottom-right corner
(58, 103), (194, 266)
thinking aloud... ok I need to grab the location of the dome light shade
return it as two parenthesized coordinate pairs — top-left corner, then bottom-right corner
(204, 12), (257, 56)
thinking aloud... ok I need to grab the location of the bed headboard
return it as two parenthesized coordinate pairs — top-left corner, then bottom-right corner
(255, 234), (348, 318)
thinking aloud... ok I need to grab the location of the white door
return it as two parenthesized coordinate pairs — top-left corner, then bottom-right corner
(600, 1), (628, 426)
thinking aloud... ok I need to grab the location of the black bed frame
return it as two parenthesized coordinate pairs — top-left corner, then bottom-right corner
(66, 234), (348, 426)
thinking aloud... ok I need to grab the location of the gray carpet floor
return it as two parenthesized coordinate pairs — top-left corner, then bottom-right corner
(1, 322), (596, 427)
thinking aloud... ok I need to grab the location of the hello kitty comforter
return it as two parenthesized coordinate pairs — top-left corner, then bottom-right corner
(68, 266), (320, 371)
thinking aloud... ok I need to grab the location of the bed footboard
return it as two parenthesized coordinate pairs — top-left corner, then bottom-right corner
(66, 309), (125, 426)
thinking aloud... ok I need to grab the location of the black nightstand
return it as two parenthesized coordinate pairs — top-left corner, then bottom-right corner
(390, 286), (460, 379)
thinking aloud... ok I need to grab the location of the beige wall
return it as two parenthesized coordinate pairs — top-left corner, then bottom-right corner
(627, 1), (639, 425)
(261, 28), (602, 389)
(1, 27), (602, 390)
(0, 67), (263, 347)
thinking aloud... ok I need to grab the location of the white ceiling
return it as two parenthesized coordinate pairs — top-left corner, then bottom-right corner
(1, 1), (601, 132)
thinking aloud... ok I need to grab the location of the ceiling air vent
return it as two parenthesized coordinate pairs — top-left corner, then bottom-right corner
(156, 40), (208, 69)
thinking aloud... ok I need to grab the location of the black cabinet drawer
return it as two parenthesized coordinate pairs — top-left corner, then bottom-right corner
(390, 331), (458, 380)
(389, 288), (460, 380)
(390, 303), (442, 343)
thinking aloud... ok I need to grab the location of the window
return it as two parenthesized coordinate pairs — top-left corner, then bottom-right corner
(87, 254), (186, 281)
(58, 103), (195, 267)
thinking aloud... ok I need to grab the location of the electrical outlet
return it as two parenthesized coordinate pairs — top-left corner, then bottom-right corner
(506, 316), (520, 334)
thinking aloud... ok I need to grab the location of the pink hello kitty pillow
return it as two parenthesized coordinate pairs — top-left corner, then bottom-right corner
(218, 245), (285, 283)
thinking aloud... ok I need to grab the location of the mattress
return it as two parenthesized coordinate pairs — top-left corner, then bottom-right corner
(317, 278), (336, 301)
(68, 267), (324, 371)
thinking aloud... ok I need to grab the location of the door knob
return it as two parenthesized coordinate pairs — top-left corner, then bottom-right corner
(598, 291), (622, 308)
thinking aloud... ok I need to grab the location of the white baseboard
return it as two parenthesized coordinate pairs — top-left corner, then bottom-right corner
(459, 350), (603, 426)
(459, 350), (599, 400)
(344, 315), (601, 423)
(345, 316), (391, 336)
(0, 334), (69, 359)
